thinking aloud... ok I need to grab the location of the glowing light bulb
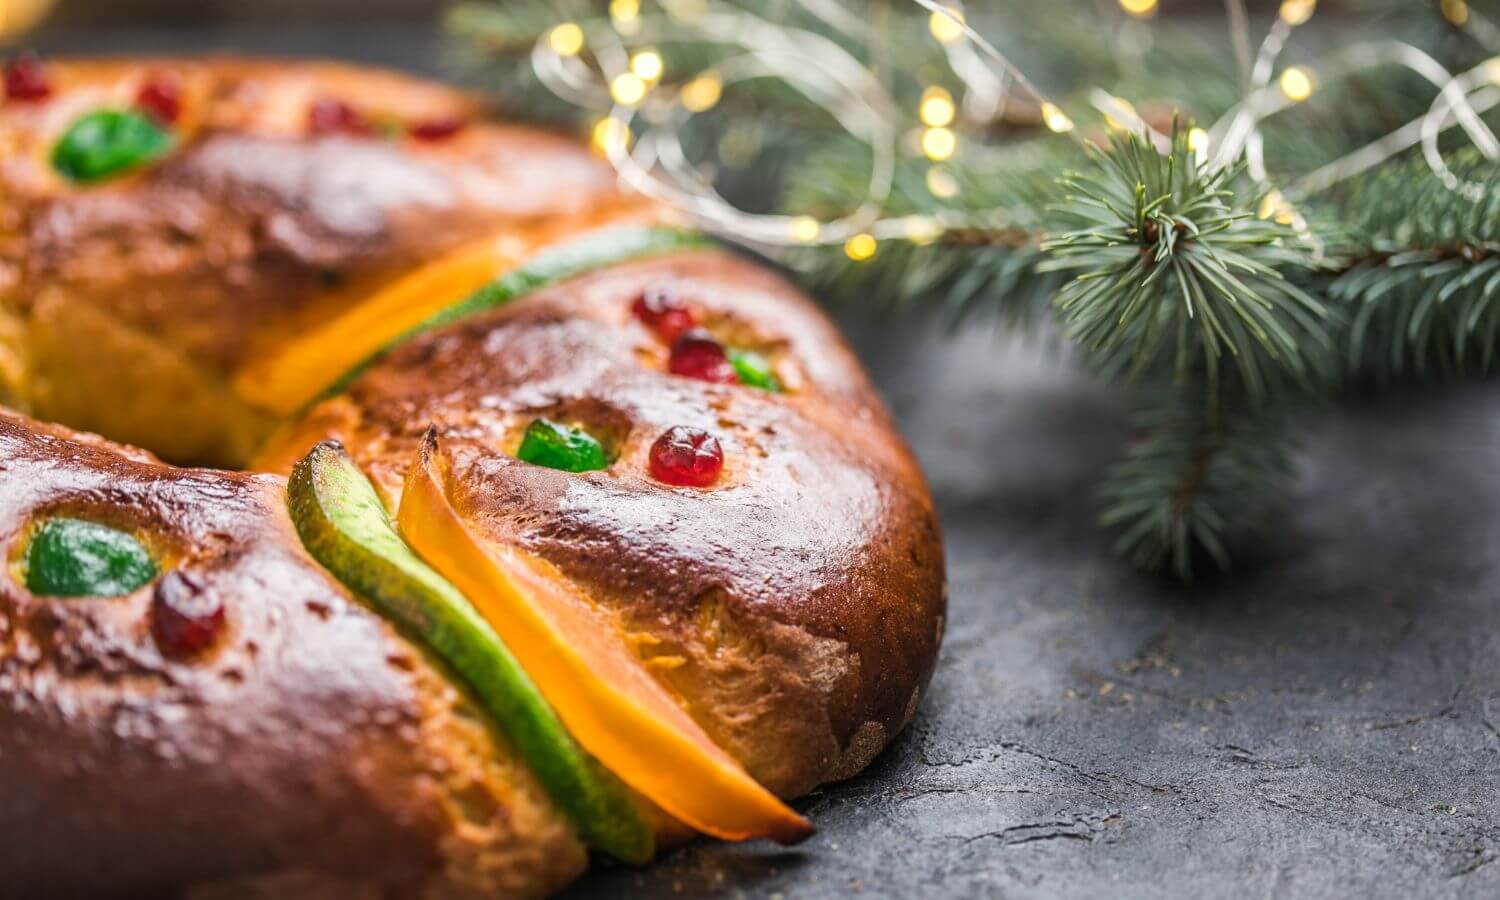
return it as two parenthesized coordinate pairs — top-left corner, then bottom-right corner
(611, 0), (641, 35)
(920, 86), (957, 128)
(630, 50), (664, 83)
(548, 23), (585, 57)
(1119, 0), (1157, 17)
(1279, 66), (1314, 102)
(926, 166), (959, 199)
(1187, 127), (1209, 153)
(1041, 102), (1074, 133)
(789, 216), (821, 243)
(1259, 190), (1286, 221)
(592, 117), (631, 156)
(921, 126), (957, 161)
(1103, 96), (1138, 131)
(844, 233), (877, 261)
(611, 72), (648, 106)
(1278, 0), (1315, 26)
(680, 72), (722, 112)
(928, 8), (965, 44)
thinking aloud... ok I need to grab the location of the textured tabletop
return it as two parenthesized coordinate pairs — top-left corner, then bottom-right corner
(25, 24), (1500, 900)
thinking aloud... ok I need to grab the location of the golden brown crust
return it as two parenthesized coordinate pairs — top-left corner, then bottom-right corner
(0, 57), (638, 465)
(0, 55), (946, 896)
(0, 409), (584, 898)
(283, 249), (947, 797)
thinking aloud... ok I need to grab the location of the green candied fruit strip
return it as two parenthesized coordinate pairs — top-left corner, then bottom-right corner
(287, 442), (653, 863)
(52, 110), (174, 183)
(728, 349), (781, 391)
(24, 518), (157, 597)
(517, 418), (610, 473)
(319, 225), (712, 403)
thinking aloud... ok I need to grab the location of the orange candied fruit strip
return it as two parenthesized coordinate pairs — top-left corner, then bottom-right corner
(397, 434), (814, 846)
(234, 234), (523, 416)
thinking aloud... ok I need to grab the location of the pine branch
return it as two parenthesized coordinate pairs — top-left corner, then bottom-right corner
(782, 137), (1076, 325)
(794, 232), (1063, 329)
(1100, 385), (1299, 581)
(1032, 126), (1326, 579)
(444, 1), (1500, 581)
(445, 2), (589, 124)
(1324, 149), (1500, 377)
(1349, 0), (1496, 67)
(1041, 125), (1337, 400)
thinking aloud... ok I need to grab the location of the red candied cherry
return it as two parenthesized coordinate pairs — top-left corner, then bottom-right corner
(410, 117), (466, 141)
(151, 570), (225, 656)
(4, 53), (51, 103)
(308, 97), (372, 136)
(650, 426), (724, 487)
(135, 73), (182, 124)
(632, 285), (696, 342)
(668, 329), (738, 384)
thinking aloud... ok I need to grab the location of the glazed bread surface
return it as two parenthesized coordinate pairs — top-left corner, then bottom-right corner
(0, 58), (644, 466)
(0, 56), (946, 897)
(272, 247), (946, 797)
(0, 410), (586, 899)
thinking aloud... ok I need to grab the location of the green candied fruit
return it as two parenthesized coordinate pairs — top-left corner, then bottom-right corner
(728, 349), (781, 392)
(52, 109), (174, 183)
(24, 518), (157, 597)
(516, 418), (610, 473)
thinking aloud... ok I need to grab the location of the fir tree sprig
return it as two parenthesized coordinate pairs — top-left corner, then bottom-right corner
(1041, 126), (1335, 400)
(784, 137), (1072, 325)
(449, 0), (1500, 580)
(1324, 150), (1500, 377)
(1100, 386), (1298, 582)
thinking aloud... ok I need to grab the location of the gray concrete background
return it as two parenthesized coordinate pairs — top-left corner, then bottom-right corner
(21, 23), (1500, 900)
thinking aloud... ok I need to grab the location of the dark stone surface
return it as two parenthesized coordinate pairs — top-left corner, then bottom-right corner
(22, 25), (1500, 900)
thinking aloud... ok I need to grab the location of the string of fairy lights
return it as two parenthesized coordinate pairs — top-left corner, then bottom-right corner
(529, 0), (1500, 263)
